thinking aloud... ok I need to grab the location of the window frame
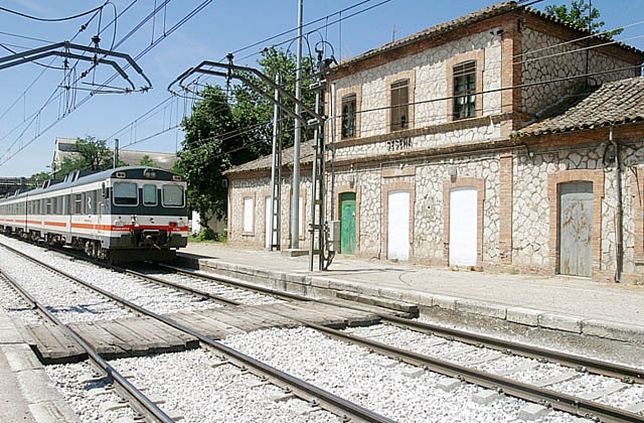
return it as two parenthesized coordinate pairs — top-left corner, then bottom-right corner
(112, 182), (139, 207)
(142, 184), (159, 207)
(390, 78), (410, 132)
(161, 184), (185, 208)
(452, 60), (477, 120)
(341, 93), (357, 139)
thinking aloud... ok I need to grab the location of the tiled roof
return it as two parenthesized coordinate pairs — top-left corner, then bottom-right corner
(515, 76), (644, 137)
(224, 141), (315, 175)
(332, 1), (642, 73)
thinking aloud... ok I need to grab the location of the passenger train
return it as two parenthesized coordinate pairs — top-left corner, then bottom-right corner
(0, 167), (189, 262)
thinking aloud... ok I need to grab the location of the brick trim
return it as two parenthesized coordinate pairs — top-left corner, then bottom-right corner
(548, 170), (605, 277)
(381, 181), (415, 260)
(335, 184), (361, 253)
(385, 70), (416, 132)
(635, 169), (644, 262)
(240, 191), (256, 237)
(335, 85), (362, 141)
(446, 49), (485, 122)
(442, 177), (486, 266)
(499, 153), (513, 263)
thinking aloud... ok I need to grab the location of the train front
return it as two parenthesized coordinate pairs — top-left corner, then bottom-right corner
(104, 167), (189, 262)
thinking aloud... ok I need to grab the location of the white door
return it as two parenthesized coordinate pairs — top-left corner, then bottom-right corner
(449, 187), (478, 266)
(264, 196), (272, 249)
(387, 191), (410, 260)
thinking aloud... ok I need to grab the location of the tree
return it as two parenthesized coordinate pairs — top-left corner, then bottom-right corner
(139, 155), (160, 168)
(54, 136), (120, 178)
(176, 47), (317, 226)
(545, 0), (623, 37)
(27, 171), (51, 189)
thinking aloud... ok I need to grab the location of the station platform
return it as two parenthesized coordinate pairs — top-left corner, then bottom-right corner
(0, 312), (78, 423)
(179, 243), (644, 347)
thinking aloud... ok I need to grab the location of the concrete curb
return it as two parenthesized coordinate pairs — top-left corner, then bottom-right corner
(178, 254), (644, 344)
(0, 314), (79, 422)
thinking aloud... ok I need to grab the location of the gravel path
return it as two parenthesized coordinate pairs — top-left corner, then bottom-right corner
(0, 246), (132, 324)
(45, 360), (139, 422)
(224, 326), (575, 422)
(110, 349), (340, 423)
(0, 236), (223, 316)
(135, 266), (283, 305)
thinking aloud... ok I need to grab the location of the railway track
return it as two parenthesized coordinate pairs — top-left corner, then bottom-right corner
(2, 237), (643, 422)
(0, 239), (393, 423)
(0, 270), (175, 423)
(127, 264), (644, 423)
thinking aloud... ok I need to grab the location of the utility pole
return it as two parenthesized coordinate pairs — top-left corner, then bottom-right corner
(269, 73), (282, 251)
(113, 138), (119, 168)
(290, 0), (304, 249)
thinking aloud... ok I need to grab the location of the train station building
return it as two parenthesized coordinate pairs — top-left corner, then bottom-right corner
(224, 2), (644, 283)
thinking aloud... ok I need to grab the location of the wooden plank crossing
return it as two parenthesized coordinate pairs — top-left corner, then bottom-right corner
(24, 300), (384, 364)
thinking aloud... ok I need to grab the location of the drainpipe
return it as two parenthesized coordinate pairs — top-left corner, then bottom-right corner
(610, 126), (623, 283)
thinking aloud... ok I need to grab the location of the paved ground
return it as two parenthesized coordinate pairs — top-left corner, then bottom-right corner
(0, 312), (77, 422)
(183, 242), (644, 325)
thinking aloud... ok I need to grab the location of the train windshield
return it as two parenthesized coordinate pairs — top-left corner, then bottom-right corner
(113, 182), (138, 206)
(162, 185), (184, 207)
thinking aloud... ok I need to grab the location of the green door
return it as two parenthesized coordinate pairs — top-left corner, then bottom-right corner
(340, 192), (356, 255)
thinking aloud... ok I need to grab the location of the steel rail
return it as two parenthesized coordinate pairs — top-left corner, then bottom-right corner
(159, 263), (644, 384)
(139, 265), (644, 423)
(129, 264), (644, 422)
(0, 241), (393, 423)
(0, 269), (175, 423)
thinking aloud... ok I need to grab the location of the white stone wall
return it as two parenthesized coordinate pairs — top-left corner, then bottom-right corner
(228, 175), (312, 248)
(521, 28), (638, 116)
(333, 124), (501, 160)
(332, 29), (503, 139)
(512, 142), (643, 277)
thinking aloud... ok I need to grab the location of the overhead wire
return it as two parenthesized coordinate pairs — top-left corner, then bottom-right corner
(0, 3), (108, 22)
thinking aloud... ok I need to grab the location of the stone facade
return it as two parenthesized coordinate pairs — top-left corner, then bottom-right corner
(226, 5), (643, 282)
(520, 27), (639, 116)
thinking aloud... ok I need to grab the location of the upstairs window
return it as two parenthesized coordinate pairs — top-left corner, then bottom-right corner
(341, 94), (357, 139)
(453, 61), (477, 120)
(390, 79), (409, 132)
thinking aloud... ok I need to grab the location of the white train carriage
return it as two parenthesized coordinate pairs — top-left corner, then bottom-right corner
(0, 167), (189, 262)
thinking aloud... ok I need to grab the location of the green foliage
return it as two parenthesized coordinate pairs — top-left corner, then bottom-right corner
(190, 227), (221, 242)
(176, 48), (316, 225)
(27, 171), (51, 189)
(54, 136), (124, 179)
(545, 1), (623, 37)
(139, 155), (160, 168)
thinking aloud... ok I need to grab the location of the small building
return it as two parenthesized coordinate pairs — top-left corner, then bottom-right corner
(52, 137), (178, 171)
(225, 1), (644, 282)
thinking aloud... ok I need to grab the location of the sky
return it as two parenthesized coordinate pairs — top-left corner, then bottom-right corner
(0, 0), (642, 177)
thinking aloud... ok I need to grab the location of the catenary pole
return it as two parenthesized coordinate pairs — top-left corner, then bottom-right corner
(269, 73), (282, 250)
(290, 0), (303, 249)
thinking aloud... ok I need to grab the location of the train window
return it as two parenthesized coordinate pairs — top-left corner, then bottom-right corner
(73, 194), (83, 214)
(143, 185), (158, 206)
(85, 191), (98, 214)
(45, 199), (52, 215)
(64, 195), (71, 215)
(113, 182), (138, 206)
(162, 185), (184, 207)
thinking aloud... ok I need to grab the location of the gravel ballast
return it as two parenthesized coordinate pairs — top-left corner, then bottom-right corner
(110, 349), (340, 423)
(0, 236), (222, 315)
(223, 326), (576, 422)
(0, 246), (132, 324)
(45, 360), (139, 422)
(0, 274), (43, 325)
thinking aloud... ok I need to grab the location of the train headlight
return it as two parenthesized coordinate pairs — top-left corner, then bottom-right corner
(143, 169), (156, 179)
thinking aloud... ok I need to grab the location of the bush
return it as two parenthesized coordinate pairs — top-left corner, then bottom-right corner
(191, 227), (220, 242)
